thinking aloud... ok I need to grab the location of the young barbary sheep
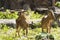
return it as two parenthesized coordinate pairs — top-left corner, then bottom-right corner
(15, 10), (29, 36)
(41, 10), (55, 33)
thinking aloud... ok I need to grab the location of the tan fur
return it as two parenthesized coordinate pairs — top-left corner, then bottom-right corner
(16, 11), (29, 36)
(41, 10), (55, 33)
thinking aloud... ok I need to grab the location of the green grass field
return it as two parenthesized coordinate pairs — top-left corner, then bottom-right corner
(0, 26), (60, 40)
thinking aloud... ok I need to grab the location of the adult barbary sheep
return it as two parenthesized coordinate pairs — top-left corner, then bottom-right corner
(41, 10), (55, 33)
(15, 10), (29, 36)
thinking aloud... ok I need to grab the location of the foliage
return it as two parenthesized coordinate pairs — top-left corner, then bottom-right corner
(30, 22), (41, 29)
(48, 34), (54, 39)
(0, 9), (18, 19)
(55, 2), (60, 8)
(35, 34), (42, 40)
(30, 12), (43, 19)
(25, 10), (44, 19)
(0, 9), (44, 19)
(52, 21), (58, 28)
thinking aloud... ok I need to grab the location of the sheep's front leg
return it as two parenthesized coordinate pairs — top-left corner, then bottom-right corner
(47, 24), (51, 33)
(16, 25), (20, 37)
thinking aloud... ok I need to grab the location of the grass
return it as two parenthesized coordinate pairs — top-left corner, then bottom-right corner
(0, 26), (60, 40)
